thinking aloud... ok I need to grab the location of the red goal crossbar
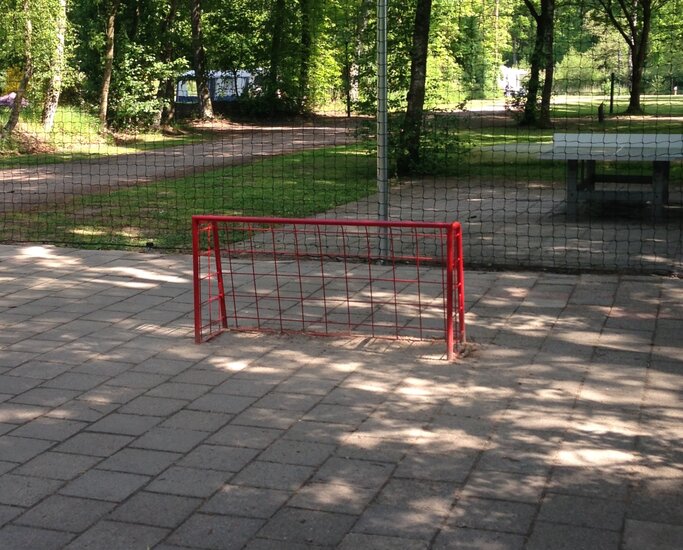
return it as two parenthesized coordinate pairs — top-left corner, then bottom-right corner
(192, 216), (465, 360)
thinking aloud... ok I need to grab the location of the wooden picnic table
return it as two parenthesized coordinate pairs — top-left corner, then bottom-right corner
(540, 133), (683, 217)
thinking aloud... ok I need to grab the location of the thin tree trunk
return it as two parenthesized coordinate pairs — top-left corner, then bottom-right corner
(520, 0), (554, 128)
(350, 0), (371, 105)
(397, 0), (432, 176)
(268, 0), (287, 107)
(191, 0), (213, 119)
(42, 0), (67, 133)
(2, 0), (33, 138)
(538, 0), (554, 128)
(99, 0), (119, 128)
(157, 0), (178, 127)
(626, 1), (652, 114)
(298, 0), (312, 113)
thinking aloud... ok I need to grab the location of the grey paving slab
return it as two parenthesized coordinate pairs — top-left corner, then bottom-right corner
(64, 520), (168, 550)
(6, 417), (87, 441)
(167, 513), (264, 550)
(14, 495), (115, 532)
(59, 469), (150, 502)
(0, 244), (681, 549)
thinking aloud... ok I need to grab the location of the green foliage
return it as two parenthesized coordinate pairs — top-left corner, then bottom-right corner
(108, 42), (186, 129)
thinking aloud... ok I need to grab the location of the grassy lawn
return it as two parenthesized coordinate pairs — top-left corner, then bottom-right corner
(0, 106), (204, 167)
(1, 144), (376, 250)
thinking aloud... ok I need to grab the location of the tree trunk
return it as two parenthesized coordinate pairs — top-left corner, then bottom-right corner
(626, 1), (652, 114)
(2, 0), (33, 138)
(267, 0), (287, 107)
(520, 0), (554, 128)
(42, 0), (67, 133)
(397, 0), (432, 176)
(298, 0), (312, 113)
(191, 0), (213, 119)
(99, 0), (119, 128)
(538, 0), (554, 128)
(157, 0), (178, 127)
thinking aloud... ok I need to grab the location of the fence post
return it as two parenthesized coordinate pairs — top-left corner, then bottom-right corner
(376, 0), (390, 260)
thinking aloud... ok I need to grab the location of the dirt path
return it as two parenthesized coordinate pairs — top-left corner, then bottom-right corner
(0, 120), (354, 213)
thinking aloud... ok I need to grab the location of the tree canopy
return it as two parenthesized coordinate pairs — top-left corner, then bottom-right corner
(0, 0), (680, 132)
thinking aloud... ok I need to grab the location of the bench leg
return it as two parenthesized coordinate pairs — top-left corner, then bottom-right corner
(566, 159), (579, 217)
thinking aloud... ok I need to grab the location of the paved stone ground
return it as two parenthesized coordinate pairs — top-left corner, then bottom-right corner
(0, 244), (682, 549)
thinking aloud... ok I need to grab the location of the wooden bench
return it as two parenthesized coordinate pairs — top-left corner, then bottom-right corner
(540, 133), (683, 217)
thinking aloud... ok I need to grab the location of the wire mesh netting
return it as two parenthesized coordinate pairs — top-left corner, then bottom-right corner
(192, 216), (465, 359)
(0, 0), (681, 275)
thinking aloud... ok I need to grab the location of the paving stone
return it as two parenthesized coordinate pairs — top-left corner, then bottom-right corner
(208, 424), (283, 449)
(0, 474), (63, 506)
(462, 470), (547, 503)
(147, 466), (229, 498)
(243, 539), (326, 550)
(130, 427), (208, 453)
(118, 396), (188, 416)
(313, 457), (394, 489)
(232, 407), (304, 430)
(108, 491), (201, 528)
(78, 385), (145, 405)
(623, 519), (683, 550)
(9, 417), (87, 441)
(257, 439), (335, 467)
(548, 467), (630, 500)
(0, 503), (22, 527)
(526, 521), (621, 550)
(179, 443), (258, 472)
(538, 492), (625, 531)
(168, 513), (264, 550)
(107, 371), (170, 389)
(303, 403), (373, 426)
(201, 485), (290, 518)
(353, 504), (445, 540)
(145, 382), (212, 400)
(376, 479), (456, 514)
(338, 533), (429, 550)
(10, 387), (81, 407)
(133, 357), (194, 376)
(283, 420), (353, 445)
(0, 375), (41, 394)
(0, 403), (49, 424)
(59, 469), (149, 502)
(0, 435), (54, 462)
(288, 481), (378, 514)
(627, 477), (683, 524)
(64, 520), (168, 550)
(41, 372), (110, 391)
(232, 461), (314, 491)
(45, 401), (117, 422)
(86, 413), (162, 436)
(394, 452), (477, 483)
(14, 495), (115, 532)
(160, 410), (230, 432)
(277, 375), (340, 395)
(14, 452), (100, 480)
(446, 497), (537, 534)
(213, 378), (279, 398)
(257, 507), (356, 546)
(97, 448), (181, 475)
(254, 392), (322, 411)
(189, 393), (257, 414)
(433, 527), (526, 550)
(0, 524), (74, 550)
(55, 432), (133, 457)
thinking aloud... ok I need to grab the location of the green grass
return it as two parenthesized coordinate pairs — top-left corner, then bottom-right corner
(0, 105), (203, 167)
(1, 144), (376, 250)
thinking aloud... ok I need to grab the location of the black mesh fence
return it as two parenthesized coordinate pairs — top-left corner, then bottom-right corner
(0, 0), (681, 275)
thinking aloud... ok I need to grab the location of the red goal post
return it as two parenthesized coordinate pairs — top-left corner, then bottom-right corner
(192, 216), (465, 360)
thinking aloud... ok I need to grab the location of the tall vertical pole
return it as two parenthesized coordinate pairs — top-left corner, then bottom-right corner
(377, 0), (390, 258)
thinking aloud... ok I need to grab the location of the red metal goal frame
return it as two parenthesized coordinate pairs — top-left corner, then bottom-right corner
(192, 216), (465, 360)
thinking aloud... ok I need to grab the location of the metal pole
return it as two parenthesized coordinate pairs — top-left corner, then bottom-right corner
(377, 0), (390, 259)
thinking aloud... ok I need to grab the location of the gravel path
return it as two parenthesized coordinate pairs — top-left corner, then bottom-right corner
(0, 122), (353, 213)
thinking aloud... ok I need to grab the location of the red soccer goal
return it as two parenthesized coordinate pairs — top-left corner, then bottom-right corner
(192, 216), (465, 360)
